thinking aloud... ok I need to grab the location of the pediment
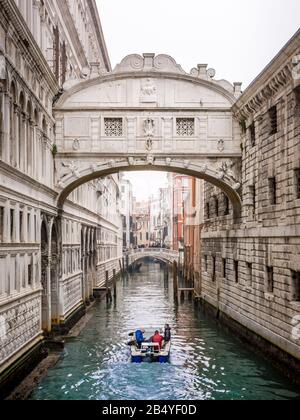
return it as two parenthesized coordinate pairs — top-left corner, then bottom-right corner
(58, 75), (234, 109)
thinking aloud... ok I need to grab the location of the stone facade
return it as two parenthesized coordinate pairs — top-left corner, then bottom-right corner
(200, 29), (300, 366)
(0, 0), (122, 391)
(0, 0), (299, 396)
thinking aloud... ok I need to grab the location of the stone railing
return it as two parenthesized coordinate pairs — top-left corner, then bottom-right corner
(125, 248), (179, 266)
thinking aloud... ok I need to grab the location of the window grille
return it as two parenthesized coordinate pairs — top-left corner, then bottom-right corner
(176, 118), (195, 137)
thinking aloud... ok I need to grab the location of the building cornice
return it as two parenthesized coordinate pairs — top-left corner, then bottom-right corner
(56, 0), (89, 69)
(233, 29), (300, 120)
(87, 0), (111, 72)
(0, 160), (58, 200)
(0, 0), (59, 94)
(54, 71), (237, 109)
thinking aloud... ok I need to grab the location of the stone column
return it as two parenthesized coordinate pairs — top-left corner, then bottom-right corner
(0, 85), (4, 159)
(15, 203), (20, 243)
(13, 104), (19, 168)
(3, 93), (10, 163)
(28, 120), (34, 176)
(81, 226), (87, 302)
(3, 202), (10, 243)
(44, 257), (52, 332)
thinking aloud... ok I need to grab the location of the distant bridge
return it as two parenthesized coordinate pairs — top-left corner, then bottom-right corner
(126, 248), (179, 267)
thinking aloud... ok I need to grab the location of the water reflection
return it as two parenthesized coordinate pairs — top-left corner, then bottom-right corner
(30, 261), (300, 401)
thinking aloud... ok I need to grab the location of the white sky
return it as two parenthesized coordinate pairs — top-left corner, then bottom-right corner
(123, 172), (168, 201)
(97, 0), (300, 200)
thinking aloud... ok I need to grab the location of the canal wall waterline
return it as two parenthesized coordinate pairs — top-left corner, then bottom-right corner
(197, 297), (300, 387)
(4, 293), (109, 400)
(1, 280), (117, 400)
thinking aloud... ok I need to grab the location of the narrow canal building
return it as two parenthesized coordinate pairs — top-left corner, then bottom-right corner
(201, 30), (300, 375)
(0, 0), (123, 396)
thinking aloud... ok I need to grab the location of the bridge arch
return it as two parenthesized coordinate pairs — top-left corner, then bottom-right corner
(126, 249), (179, 267)
(56, 159), (242, 217)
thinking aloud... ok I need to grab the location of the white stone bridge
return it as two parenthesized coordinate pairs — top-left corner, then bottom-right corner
(126, 248), (179, 267)
(53, 53), (243, 217)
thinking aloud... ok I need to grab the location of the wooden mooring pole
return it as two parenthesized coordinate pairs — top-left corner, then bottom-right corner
(106, 270), (112, 303)
(164, 266), (169, 282)
(173, 261), (178, 301)
(113, 269), (117, 299)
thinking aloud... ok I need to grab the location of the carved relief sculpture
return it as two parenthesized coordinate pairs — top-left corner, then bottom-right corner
(140, 79), (157, 103)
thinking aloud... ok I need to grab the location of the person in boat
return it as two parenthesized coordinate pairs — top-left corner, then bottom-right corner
(164, 324), (171, 342)
(135, 328), (146, 349)
(150, 330), (164, 349)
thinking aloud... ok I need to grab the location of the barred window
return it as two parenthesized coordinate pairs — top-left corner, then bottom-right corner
(291, 271), (300, 302)
(269, 177), (277, 205)
(269, 106), (278, 135)
(224, 194), (230, 216)
(222, 258), (227, 279)
(104, 118), (123, 137)
(247, 262), (253, 287)
(249, 185), (256, 210)
(212, 256), (216, 282)
(249, 122), (256, 147)
(176, 118), (195, 137)
(214, 196), (219, 217)
(267, 266), (274, 293)
(206, 202), (210, 219)
(234, 260), (239, 284)
(294, 169), (300, 199)
(204, 255), (208, 272)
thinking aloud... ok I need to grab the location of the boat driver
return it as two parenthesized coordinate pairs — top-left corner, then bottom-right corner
(135, 327), (146, 349)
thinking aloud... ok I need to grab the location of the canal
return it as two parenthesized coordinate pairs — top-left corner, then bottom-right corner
(30, 261), (300, 400)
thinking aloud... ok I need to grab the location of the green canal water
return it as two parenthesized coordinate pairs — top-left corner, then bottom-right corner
(30, 261), (300, 400)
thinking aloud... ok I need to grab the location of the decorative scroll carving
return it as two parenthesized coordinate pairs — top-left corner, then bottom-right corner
(217, 139), (225, 152)
(113, 54), (144, 73)
(146, 155), (154, 165)
(154, 55), (186, 74)
(184, 160), (190, 169)
(114, 54), (187, 75)
(72, 139), (80, 151)
(217, 161), (240, 190)
(61, 161), (80, 178)
(143, 118), (155, 137)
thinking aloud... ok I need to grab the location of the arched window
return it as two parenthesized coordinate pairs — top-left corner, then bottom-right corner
(41, 116), (48, 180)
(18, 92), (25, 171)
(26, 100), (33, 175)
(34, 108), (39, 127)
(214, 196), (219, 218)
(9, 81), (17, 166)
(42, 116), (47, 135)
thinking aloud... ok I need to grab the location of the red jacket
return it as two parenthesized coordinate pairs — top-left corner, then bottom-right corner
(152, 333), (164, 349)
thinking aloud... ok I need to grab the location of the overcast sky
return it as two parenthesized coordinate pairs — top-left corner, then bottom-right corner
(97, 0), (300, 200)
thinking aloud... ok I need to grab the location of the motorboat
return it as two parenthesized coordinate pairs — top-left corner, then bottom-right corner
(129, 338), (171, 363)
